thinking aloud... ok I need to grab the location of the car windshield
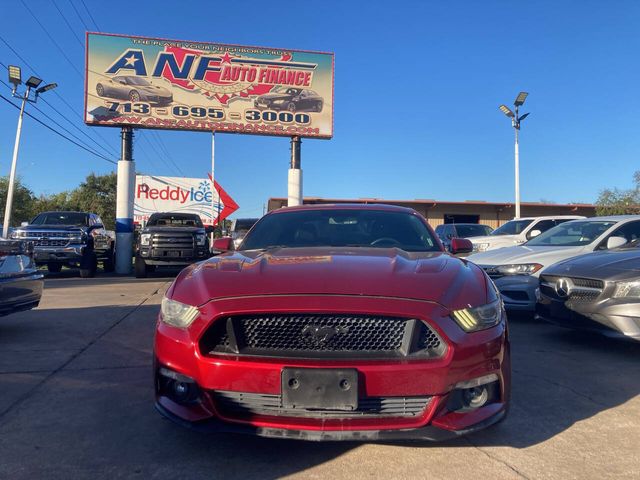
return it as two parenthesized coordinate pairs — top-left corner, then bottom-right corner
(491, 219), (534, 236)
(271, 86), (300, 95)
(147, 215), (203, 227)
(126, 77), (151, 86)
(30, 212), (88, 226)
(526, 221), (617, 247)
(454, 224), (493, 238)
(240, 209), (440, 252)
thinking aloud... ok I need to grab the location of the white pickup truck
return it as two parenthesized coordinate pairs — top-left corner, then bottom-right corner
(469, 215), (584, 253)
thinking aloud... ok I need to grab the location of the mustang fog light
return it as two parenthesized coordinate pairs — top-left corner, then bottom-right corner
(158, 367), (200, 404)
(447, 374), (500, 412)
(463, 386), (489, 408)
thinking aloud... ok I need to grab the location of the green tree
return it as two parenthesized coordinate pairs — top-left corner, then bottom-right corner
(67, 173), (117, 229)
(596, 171), (640, 216)
(0, 176), (37, 226)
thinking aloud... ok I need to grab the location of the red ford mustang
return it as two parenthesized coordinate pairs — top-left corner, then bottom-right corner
(154, 204), (510, 441)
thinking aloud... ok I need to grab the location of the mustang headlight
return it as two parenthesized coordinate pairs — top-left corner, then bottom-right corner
(160, 297), (199, 328)
(140, 233), (151, 246)
(494, 263), (542, 276)
(195, 233), (206, 246)
(612, 281), (640, 298)
(452, 299), (504, 332)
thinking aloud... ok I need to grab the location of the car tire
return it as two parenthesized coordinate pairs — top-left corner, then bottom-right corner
(103, 248), (115, 273)
(47, 263), (62, 273)
(96, 84), (104, 97)
(129, 90), (141, 102)
(287, 102), (296, 112)
(135, 256), (148, 278)
(79, 252), (98, 278)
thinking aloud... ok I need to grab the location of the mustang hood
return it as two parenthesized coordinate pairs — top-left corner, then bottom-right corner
(545, 248), (640, 281)
(169, 247), (489, 311)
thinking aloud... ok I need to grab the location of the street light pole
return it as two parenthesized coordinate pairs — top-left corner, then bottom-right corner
(499, 92), (530, 220)
(514, 121), (520, 219)
(2, 86), (30, 239)
(2, 65), (56, 238)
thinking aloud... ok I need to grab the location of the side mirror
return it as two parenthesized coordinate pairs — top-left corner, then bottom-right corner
(205, 225), (215, 234)
(20, 221), (29, 227)
(212, 237), (233, 252)
(450, 237), (473, 255)
(607, 236), (627, 249)
(528, 229), (542, 238)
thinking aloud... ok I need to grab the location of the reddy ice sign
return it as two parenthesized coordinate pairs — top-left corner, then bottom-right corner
(85, 33), (334, 138)
(134, 175), (238, 226)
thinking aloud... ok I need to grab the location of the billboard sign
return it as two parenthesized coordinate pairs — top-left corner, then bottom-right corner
(85, 33), (334, 138)
(134, 175), (238, 226)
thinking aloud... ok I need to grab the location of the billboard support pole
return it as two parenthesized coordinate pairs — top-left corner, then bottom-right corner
(210, 131), (216, 242)
(288, 136), (302, 206)
(115, 126), (135, 274)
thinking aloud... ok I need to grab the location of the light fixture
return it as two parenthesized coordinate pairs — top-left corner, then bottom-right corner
(8, 65), (22, 86)
(514, 91), (528, 106)
(25, 76), (43, 88)
(499, 104), (515, 118)
(36, 83), (57, 94)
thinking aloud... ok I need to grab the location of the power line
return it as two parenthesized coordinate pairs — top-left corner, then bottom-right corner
(80, 0), (101, 31)
(67, 0), (90, 31)
(0, 92), (117, 165)
(52, 0), (84, 49)
(149, 130), (185, 175)
(0, 31), (119, 157)
(138, 131), (179, 175)
(19, 0), (83, 78)
(0, 64), (118, 158)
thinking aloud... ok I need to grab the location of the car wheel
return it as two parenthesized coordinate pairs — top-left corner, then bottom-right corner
(135, 256), (148, 278)
(103, 248), (115, 273)
(79, 252), (98, 278)
(129, 90), (141, 102)
(47, 263), (62, 273)
(96, 84), (104, 97)
(287, 102), (296, 112)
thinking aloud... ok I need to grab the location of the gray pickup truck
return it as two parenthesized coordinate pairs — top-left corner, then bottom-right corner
(134, 212), (212, 278)
(10, 211), (115, 278)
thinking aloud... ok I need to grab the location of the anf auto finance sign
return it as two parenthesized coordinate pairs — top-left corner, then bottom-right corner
(134, 175), (238, 226)
(85, 33), (334, 138)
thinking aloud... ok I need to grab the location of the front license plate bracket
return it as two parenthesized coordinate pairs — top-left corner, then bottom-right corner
(281, 368), (358, 411)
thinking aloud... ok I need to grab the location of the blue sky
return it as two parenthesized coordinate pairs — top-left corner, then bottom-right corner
(1, 0), (639, 218)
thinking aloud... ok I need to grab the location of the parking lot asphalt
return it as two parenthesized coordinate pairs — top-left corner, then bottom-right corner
(0, 273), (639, 480)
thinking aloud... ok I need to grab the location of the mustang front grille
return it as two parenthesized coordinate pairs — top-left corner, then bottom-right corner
(199, 313), (445, 359)
(212, 390), (432, 418)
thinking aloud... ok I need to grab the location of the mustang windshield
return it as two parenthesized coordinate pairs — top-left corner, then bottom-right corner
(526, 221), (616, 247)
(491, 219), (533, 236)
(240, 209), (440, 252)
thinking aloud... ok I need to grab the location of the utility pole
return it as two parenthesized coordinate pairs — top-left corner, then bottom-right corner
(115, 126), (135, 274)
(2, 66), (56, 238)
(288, 136), (302, 206)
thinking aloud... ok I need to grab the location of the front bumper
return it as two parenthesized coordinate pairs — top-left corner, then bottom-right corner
(154, 295), (510, 440)
(537, 294), (640, 341)
(33, 245), (84, 264)
(491, 275), (539, 311)
(155, 399), (507, 441)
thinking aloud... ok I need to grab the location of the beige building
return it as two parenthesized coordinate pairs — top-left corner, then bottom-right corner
(267, 197), (597, 229)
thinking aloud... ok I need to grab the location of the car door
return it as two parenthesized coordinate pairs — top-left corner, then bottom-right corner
(596, 220), (640, 250)
(526, 219), (557, 240)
